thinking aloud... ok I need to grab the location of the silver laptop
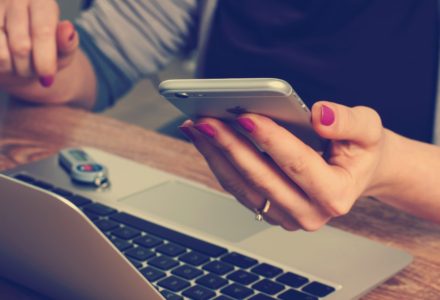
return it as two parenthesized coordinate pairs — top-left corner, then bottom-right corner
(0, 147), (412, 300)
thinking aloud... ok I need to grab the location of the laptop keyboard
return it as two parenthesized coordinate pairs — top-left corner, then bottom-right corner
(13, 174), (337, 300)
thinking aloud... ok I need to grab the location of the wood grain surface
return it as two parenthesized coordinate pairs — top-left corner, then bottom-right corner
(0, 103), (439, 299)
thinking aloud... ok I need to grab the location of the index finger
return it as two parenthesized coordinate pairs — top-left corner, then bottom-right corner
(30, 0), (59, 78)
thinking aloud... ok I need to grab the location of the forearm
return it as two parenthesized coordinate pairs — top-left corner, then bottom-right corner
(4, 50), (96, 110)
(370, 129), (440, 223)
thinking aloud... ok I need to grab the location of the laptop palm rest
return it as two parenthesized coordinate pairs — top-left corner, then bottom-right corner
(119, 181), (270, 243)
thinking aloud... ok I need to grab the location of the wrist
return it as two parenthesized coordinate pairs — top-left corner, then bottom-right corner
(363, 128), (403, 199)
(66, 51), (97, 110)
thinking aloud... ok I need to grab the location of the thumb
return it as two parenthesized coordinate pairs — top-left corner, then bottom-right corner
(56, 20), (79, 59)
(311, 101), (383, 146)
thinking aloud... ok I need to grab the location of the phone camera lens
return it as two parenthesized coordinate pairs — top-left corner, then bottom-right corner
(175, 92), (189, 99)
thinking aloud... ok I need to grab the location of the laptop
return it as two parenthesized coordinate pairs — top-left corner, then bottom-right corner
(0, 147), (412, 300)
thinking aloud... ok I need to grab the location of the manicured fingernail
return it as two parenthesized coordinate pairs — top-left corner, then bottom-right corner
(179, 126), (195, 141)
(68, 31), (76, 42)
(194, 123), (216, 138)
(237, 117), (256, 133)
(320, 105), (335, 126)
(39, 76), (54, 88)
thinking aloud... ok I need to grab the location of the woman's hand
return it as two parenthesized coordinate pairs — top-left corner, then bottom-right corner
(0, 0), (79, 88)
(179, 101), (389, 231)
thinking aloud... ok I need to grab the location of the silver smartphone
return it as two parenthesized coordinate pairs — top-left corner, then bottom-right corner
(159, 78), (327, 152)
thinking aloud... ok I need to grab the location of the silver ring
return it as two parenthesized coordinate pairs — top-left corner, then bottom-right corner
(254, 199), (271, 221)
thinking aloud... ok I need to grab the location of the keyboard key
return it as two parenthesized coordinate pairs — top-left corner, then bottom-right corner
(180, 251), (210, 266)
(172, 265), (203, 280)
(128, 258), (143, 269)
(156, 243), (186, 257)
(221, 283), (254, 299)
(84, 203), (117, 216)
(252, 279), (284, 295)
(66, 195), (92, 207)
(111, 213), (227, 257)
(83, 211), (99, 221)
(221, 252), (258, 269)
(52, 187), (74, 197)
(140, 266), (166, 282)
(149, 256), (179, 270)
(276, 272), (309, 288)
(157, 276), (190, 292)
(248, 294), (275, 300)
(134, 235), (163, 248)
(278, 289), (317, 300)
(125, 247), (155, 261)
(183, 285), (216, 300)
(227, 270), (259, 285)
(111, 227), (141, 240)
(196, 274), (228, 290)
(161, 290), (184, 300)
(94, 219), (120, 232)
(108, 235), (133, 251)
(302, 281), (335, 297)
(213, 296), (234, 300)
(14, 174), (36, 183)
(33, 180), (54, 190)
(203, 261), (234, 275)
(251, 263), (283, 278)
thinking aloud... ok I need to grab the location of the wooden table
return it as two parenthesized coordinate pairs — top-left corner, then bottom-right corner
(1, 104), (439, 299)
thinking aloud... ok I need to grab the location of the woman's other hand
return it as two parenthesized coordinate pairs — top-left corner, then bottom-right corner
(180, 101), (389, 231)
(0, 0), (79, 88)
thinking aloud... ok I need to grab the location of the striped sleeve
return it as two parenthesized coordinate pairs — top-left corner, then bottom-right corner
(75, 0), (199, 110)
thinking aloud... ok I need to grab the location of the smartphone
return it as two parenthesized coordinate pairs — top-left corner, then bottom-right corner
(159, 78), (327, 152)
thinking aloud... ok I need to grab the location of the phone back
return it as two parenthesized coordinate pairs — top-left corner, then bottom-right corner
(159, 78), (327, 152)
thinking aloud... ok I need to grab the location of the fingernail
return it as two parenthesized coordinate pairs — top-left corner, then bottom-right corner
(68, 31), (76, 42)
(237, 117), (256, 133)
(39, 76), (54, 88)
(320, 105), (335, 126)
(194, 123), (216, 138)
(179, 126), (195, 141)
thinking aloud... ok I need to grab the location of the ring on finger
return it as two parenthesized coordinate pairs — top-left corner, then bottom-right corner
(254, 199), (271, 221)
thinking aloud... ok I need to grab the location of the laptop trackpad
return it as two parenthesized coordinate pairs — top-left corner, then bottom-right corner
(119, 181), (269, 243)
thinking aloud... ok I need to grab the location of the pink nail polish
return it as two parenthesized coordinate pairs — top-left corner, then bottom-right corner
(320, 105), (335, 126)
(179, 126), (195, 141)
(237, 117), (256, 133)
(39, 76), (54, 88)
(194, 123), (216, 138)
